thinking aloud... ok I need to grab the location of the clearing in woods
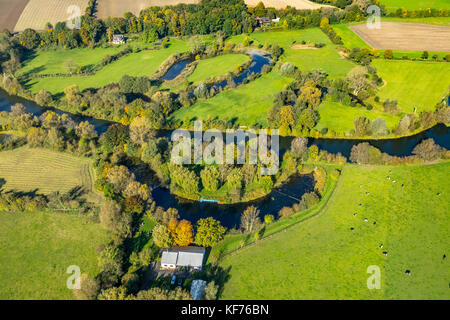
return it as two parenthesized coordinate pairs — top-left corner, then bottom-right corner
(0, 147), (98, 201)
(14, 0), (89, 32)
(349, 22), (450, 52)
(0, 0), (29, 32)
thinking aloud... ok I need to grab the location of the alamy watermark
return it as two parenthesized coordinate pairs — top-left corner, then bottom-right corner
(171, 121), (280, 175)
(366, 265), (381, 290)
(66, 5), (81, 30)
(66, 265), (81, 290)
(366, 5), (381, 29)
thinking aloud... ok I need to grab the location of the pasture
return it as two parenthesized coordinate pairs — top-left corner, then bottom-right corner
(0, 210), (108, 299)
(245, 29), (355, 78)
(14, 0), (89, 32)
(349, 22), (450, 52)
(0, 147), (97, 199)
(373, 59), (450, 113)
(315, 100), (400, 135)
(22, 38), (190, 94)
(186, 54), (251, 85)
(0, 0), (29, 32)
(218, 163), (450, 299)
(381, 0), (450, 13)
(171, 71), (293, 127)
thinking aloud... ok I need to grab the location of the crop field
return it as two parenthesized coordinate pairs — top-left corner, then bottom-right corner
(0, 0), (29, 32)
(219, 163), (450, 299)
(186, 54), (251, 85)
(245, 29), (355, 78)
(22, 38), (190, 94)
(0, 210), (108, 299)
(244, 0), (330, 10)
(373, 59), (450, 113)
(0, 147), (96, 198)
(315, 100), (400, 135)
(14, 0), (89, 32)
(349, 22), (450, 52)
(96, 0), (199, 19)
(381, 0), (450, 13)
(171, 71), (293, 127)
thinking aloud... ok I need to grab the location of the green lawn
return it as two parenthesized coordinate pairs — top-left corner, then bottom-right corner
(373, 59), (450, 113)
(315, 100), (400, 135)
(187, 54), (251, 85)
(248, 29), (355, 78)
(171, 71), (293, 127)
(381, 0), (450, 12)
(218, 163), (450, 299)
(18, 46), (123, 76)
(21, 39), (190, 95)
(0, 210), (108, 299)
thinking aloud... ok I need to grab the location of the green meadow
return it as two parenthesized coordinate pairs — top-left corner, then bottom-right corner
(0, 210), (108, 300)
(373, 59), (450, 113)
(218, 163), (450, 299)
(22, 39), (190, 95)
(187, 54), (250, 85)
(171, 71), (293, 127)
(247, 29), (355, 78)
(381, 0), (450, 12)
(315, 100), (400, 135)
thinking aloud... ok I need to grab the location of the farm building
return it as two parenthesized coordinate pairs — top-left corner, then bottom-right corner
(161, 247), (206, 270)
(255, 17), (271, 27)
(112, 34), (125, 45)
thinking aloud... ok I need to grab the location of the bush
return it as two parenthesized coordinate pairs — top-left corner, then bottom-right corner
(384, 50), (394, 59)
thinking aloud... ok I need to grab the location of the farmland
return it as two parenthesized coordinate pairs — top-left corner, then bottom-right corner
(0, 0), (29, 32)
(244, 0), (330, 10)
(0, 147), (97, 199)
(349, 22), (450, 52)
(244, 29), (355, 78)
(373, 59), (450, 113)
(381, 0), (450, 13)
(22, 38), (190, 94)
(14, 0), (89, 32)
(171, 70), (293, 127)
(0, 210), (108, 299)
(218, 163), (450, 299)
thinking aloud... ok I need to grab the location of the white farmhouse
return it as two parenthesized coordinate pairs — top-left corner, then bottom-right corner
(161, 246), (206, 271)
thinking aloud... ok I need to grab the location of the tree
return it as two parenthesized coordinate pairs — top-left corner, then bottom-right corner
(240, 206), (261, 234)
(369, 117), (389, 137)
(98, 287), (127, 300)
(129, 116), (154, 145)
(354, 116), (370, 136)
(345, 68), (371, 97)
(35, 90), (53, 106)
(195, 217), (226, 247)
(99, 201), (122, 231)
(313, 166), (327, 194)
(19, 28), (40, 49)
(350, 143), (383, 164)
(75, 121), (97, 139)
(73, 274), (99, 300)
(412, 138), (442, 161)
(299, 82), (321, 108)
(226, 168), (243, 190)
(204, 281), (219, 300)
(153, 224), (174, 248)
(200, 166), (220, 191)
(173, 219), (194, 247)
(384, 49), (394, 59)
(97, 244), (124, 285)
(290, 137), (308, 159)
(421, 51), (429, 59)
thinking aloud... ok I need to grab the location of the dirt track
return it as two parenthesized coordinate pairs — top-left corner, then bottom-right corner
(350, 22), (450, 52)
(0, 0), (29, 32)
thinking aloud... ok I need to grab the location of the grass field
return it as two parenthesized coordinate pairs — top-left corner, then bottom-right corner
(171, 70), (293, 127)
(315, 100), (400, 134)
(22, 39), (190, 94)
(187, 54), (251, 85)
(373, 59), (450, 113)
(0, 210), (108, 299)
(18, 47), (124, 76)
(381, 0), (450, 13)
(14, 0), (89, 32)
(0, 147), (96, 199)
(218, 163), (450, 299)
(244, 29), (355, 78)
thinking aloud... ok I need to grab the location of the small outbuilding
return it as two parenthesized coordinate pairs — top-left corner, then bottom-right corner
(112, 34), (125, 45)
(190, 280), (207, 300)
(161, 246), (206, 271)
(256, 17), (271, 27)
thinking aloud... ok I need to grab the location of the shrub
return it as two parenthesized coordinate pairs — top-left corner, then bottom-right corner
(384, 49), (394, 59)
